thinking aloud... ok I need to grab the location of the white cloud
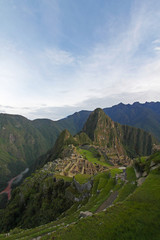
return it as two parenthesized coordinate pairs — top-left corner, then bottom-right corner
(154, 46), (160, 52)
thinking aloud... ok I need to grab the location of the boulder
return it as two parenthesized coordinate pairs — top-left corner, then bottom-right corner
(150, 163), (160, 171)
(79, 211), (93, 218)
(150, 161), (156, 167)
(137, 177), (146, 186)
(142, 171), (147, 177)
(134, 167), (141, 178)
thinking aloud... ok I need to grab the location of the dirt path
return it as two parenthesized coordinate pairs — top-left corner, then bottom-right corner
(0, 168), (29, 200)
(0, 177), (17, 200)
(95, 191), (118, 213)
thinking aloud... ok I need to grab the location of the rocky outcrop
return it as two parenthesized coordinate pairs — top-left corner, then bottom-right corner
(79, 211), (93, 218)
(73, 178), (93, 193)
(137, 177), (146, 186)
(83, 108), (154, 162)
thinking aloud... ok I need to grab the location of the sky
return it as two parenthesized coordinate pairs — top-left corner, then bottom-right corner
(0, 0), (160, 120)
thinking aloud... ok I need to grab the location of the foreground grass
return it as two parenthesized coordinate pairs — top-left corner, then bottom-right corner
(1, 166), (160, 240)
(52, 170), (160, 240)
(0, 170), (122, 239)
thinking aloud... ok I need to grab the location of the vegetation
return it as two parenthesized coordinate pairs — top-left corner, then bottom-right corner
(82, 108), (155, 158)
(1, 104), (158, 191)
(74, 174), (91, 184)
(0, 170), (73, 232)
(53, 170), (160, 240)
(0, 105), (159, 239)
(0, 114), (57, 191)
(0, 158), (160, 240)
(78, 148), (111, 167)
(1, 165), (159, 240)
(104, 101), (160, 142)
(115, 167), (137, 203)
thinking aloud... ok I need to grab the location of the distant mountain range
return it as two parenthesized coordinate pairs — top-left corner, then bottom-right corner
(0, 101), (159, 190)
(0, 108), (156, 232)
(36, 108), (155, 170)
(59, 101), (160, 142)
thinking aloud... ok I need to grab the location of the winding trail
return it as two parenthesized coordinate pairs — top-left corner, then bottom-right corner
(95, 191), (118, 213)
(0, 177), (17, 200)
(0, 168), (29, 200)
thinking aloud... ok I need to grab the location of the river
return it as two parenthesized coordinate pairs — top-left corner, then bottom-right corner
(0, 168), (29, 200)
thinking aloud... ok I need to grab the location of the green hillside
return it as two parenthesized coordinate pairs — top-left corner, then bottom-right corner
(0, 106), (159, 238)
(0, 152), (159, 239)
(54, 169), (160, 240)
(0, 114), (50, 191)
(0, 102), (159, 192)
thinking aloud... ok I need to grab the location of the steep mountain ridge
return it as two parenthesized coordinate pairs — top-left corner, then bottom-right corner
(103, 102), (160, 141)
(35, 108), (155, 171)
(0, 114), (49, 191)
(0, 108), (158, 235)
(0, 102), (159, 191)
(83, 108), (155, 158)
(55, 101), (160, 141)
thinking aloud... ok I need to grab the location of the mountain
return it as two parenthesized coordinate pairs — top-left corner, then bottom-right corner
(57, 110), (91, 135)
(0, 102), (160, 191)
(0, 108), (158, 234)
(0, 113), (86, 191)
(0, 111), (91, 191)
(34, 129), (79, 169)
(35, 108), (155, 172)
(0, 114), (51, 191)
(0, 136), (160, 237)
(50, 102), (160, 142)
(0, 106), (159, 238)
(83, 108), (155, 158)
(103, 101), (160, 141)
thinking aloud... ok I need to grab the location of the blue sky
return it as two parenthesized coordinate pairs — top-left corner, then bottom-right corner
(0, 0), (160, 119)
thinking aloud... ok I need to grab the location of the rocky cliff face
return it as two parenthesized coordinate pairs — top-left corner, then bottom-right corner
(83, 108), (155, 159)
(35, 108), (155, 171)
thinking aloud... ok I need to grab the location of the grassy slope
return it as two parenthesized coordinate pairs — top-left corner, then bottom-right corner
(54, 170), (160, 240)
(115, 167), (137, 203)
(1, 152), (160, 239)
(78, 148), (111, 167)
(0, 166), (138, 240)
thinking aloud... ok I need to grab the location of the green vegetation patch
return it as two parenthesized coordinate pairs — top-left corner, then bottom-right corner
(74, 174), (91, 184)
(78, 148), (110, 167)
(52, 172), (160, 240)
(79, 172), (116, 213)
(148, 151), (160, 164)
(54, 174), (73, 182)
(110, 168), (123, 177)
(126, 166), (136, 181)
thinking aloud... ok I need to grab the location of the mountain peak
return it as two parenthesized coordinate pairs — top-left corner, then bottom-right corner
(83, 108), (114, 144)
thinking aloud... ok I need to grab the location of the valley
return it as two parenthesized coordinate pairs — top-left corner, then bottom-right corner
(0, 168), (29, 200)
(0, 105), (159, 239)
